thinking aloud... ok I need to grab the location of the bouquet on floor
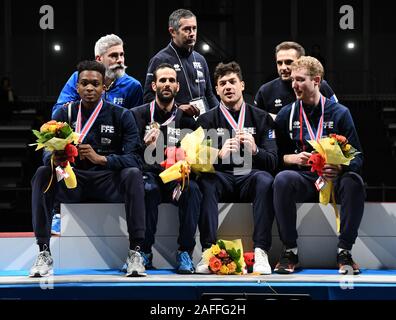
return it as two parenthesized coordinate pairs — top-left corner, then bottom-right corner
(201, 239), (245, 275)
(307, 134), (360, 231)
(30, 120), (79, 191)
(159, 126), (218, 190)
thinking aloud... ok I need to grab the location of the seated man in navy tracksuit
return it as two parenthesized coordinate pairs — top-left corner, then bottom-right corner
(274, 56), (365, 275)
(132, 63), (201, 274)
(196, 61), (278, 275)
(30, 60), (146, 278)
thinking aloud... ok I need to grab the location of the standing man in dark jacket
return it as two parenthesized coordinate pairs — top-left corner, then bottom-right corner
(196, 62), (278, 275)
(254, 41), (337, 119)
(132, 63), (201, 273)
(30, 61), (146, 278)
(273, 56), (364, 275)
(143, 9), (218, 117)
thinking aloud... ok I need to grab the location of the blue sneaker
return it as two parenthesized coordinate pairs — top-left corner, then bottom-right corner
(51, 213), (61, 235)
(176, 251), (194, 274)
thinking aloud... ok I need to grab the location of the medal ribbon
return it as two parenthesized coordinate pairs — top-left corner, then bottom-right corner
(150, 100), (177, 127)
(299, 95), (325, 149)
(219, 102), (246, 133)
(76, 99), (104, 143)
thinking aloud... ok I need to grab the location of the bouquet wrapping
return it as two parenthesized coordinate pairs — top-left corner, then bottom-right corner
(159, 127), (218, 188)
(200, 239), (245, 275)
(307, 134), (360, 231)
(30, 120), (79, 191)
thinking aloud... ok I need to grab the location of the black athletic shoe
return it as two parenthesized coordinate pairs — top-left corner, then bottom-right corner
(274, 249), (299, 274)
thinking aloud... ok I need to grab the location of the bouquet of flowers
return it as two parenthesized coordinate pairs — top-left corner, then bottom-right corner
(200, 239), (245, 275)
(159, 127), (218, 189)
(30, 120), (79, 191)
(307, 134), (360, 231)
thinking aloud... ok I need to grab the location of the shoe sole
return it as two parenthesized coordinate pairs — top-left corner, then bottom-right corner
(126, 271), (147, 277)
(29, 270), (53, 278)
(253, 270), (272, 275)
(338, 269), (360, 275)
(176, 269), (195, 274)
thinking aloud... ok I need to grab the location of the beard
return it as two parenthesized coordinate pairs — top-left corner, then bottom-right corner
(106, 64), (127, 79)
(156, 88), (176, 104)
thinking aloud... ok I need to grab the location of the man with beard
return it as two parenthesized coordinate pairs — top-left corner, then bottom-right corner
(143, 9), (218, 117)
(52, 34), (143, 117)
(30, 61), (146, 278)
(254, 41), (337, 119)
(50, 34), (143, 234)
(132, 64), (201, 273)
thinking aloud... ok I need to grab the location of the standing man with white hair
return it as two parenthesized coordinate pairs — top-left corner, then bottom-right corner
(52, 34), (143, 117)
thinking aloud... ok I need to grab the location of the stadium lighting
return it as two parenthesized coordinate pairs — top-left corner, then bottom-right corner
(53, 44), (61, 52)
(346, 41), (355, 50)
(202, 43), (210, 52)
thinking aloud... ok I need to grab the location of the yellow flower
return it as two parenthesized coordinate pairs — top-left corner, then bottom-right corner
(40, 120), (58, 133)
(342, 144), (351, 152)
(219, 265), (229, 275)
(329, 137), (336, 145)
(211, 244), (221, 255)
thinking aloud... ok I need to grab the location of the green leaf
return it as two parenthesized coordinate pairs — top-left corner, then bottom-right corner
(32, 130), (42, 139)
(217, 240), (226, 250)
(59, 124), (72, 139)
(227, 248), (241, 262)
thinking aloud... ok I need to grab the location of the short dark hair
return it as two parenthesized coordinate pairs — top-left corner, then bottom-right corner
(213, 61), (243, 84)
(153, 63), (177, 82)
(169, 9), (195, 31)
(275, 41), (305, 58)
(77, 60), (106, 81)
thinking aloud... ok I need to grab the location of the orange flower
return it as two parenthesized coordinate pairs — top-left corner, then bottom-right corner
(330, 133), (348, 145)
(209, 256), (222, 272)
(227, 262), (237, 273)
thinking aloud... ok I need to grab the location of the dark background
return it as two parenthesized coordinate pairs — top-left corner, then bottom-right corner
(0, 0), (395, 230)
(2, 0), (396, 98)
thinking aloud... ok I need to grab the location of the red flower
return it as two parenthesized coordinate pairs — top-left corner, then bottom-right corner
(308, 152), (325, 176)
(209, 256), (222, 272)
(160, 146), (186, 169)
(217, 249), (228, 258)
(60, 143), (78, 167)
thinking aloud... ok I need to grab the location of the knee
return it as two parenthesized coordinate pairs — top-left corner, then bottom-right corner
(273, 171), (293, 191)
(253, 171), (273, 192)
(31, 166), (52, 185)
(340, 172), (365, 194)
(121, 167), (143, 182)
(186, 180), (202, 199)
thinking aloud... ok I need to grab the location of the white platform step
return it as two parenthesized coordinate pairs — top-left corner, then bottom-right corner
(1, 203), (396, 270)
(60, 203), (396, 269)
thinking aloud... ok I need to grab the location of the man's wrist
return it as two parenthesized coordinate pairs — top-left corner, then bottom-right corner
(252, 145), (259, 156)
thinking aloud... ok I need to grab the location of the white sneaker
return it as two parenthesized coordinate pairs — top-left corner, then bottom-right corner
(125, 249), (147, 277)
(253, 248), (272, 274)
(29, 250), (53, 277)
(195, 257), (211, 274)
